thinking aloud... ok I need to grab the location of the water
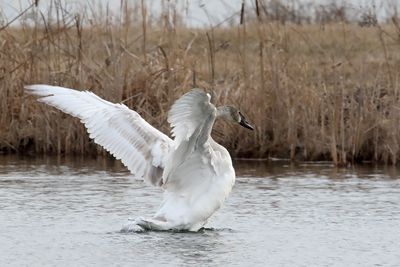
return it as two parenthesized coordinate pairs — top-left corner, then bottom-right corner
(0, 156), (399, 266)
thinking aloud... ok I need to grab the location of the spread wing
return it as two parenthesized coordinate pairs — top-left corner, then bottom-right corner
(168, 88), (216, 145)
(163, 89), (217, 187)
(25, 84), (172, 187)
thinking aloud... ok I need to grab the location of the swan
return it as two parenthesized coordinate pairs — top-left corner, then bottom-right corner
(25, 85), (254, 232)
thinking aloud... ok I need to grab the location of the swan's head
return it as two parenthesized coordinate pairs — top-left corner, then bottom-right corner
(217, 106), (254, 130)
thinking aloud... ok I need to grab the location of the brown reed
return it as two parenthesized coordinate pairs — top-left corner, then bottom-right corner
(1, 1), (400, 166)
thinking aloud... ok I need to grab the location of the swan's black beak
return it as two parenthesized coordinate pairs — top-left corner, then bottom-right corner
(239, 115), (254, 131)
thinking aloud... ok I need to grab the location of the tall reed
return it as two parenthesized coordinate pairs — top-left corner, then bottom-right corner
(1, 1), (400, 165)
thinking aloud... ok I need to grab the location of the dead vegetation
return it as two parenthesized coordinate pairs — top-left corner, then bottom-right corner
(1, 0), (400, 165)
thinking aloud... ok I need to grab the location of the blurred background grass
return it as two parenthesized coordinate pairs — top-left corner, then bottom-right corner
(1, 0), (400, 165)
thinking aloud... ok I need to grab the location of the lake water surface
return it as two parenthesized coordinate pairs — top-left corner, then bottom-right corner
(0, 156), (399, 266)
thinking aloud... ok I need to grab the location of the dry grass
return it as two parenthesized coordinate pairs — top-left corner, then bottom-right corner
(2, 1), (400, 165)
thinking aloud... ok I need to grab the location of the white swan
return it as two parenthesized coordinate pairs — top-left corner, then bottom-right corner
(25, 85), (253, 232)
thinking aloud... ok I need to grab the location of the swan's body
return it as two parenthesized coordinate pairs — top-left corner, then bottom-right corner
(25, 85), (253, 231)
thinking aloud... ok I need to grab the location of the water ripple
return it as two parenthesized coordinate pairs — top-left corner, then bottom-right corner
(0, 156), (399, 266)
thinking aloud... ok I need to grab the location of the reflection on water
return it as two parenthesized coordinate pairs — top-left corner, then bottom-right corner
(0, 155), (399, 266)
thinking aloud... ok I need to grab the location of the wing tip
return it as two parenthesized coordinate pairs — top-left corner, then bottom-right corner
(24, 84), (54, 97)
(24, 84), (39, 92)
(24, 84), (48, 90)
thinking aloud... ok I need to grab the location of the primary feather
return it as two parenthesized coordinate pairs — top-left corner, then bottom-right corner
(25, 85), (172, 187)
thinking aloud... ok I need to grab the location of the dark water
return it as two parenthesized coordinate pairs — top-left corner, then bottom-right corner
(0, 156), (399, 266)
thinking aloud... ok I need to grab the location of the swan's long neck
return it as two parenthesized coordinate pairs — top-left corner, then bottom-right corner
(194, 106), (230, 148)
(195, 111), (217, 146)
(216, 106), (232, 120)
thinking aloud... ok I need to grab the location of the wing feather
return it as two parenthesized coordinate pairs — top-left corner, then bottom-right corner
(163, 89), (217, 186)
(168, 88), (216, 145)
(25, 84), (172, 187)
